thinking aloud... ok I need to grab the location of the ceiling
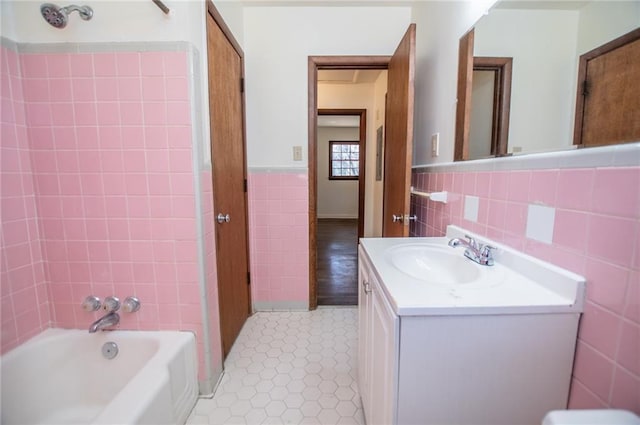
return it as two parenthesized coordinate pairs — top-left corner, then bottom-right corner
(317, 69), (384, 127)
(318, 69), (383, 84)
(317, 115), (360, 127)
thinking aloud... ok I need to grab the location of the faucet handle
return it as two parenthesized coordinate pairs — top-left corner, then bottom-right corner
(82, 295), (101, 312)
(122, 296), (141, 313)
(480, 245), (496, 265)
(103, 296), (120, 312)
(480, 244), (496, 255)
(464, 234), (478, 249)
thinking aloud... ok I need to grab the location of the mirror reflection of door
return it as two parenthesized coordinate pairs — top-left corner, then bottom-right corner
(469, 57), (512, 160)
(574, 28), (640, 147)
(469, 69), (496, 159)
(456, 50), (513, 161)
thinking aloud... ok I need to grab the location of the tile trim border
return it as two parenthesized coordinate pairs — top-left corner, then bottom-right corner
(0, 36), (19, 51)
(1, 36), (191, 54)
(413, 142), (640, 173)
(248, 167), (308, 174)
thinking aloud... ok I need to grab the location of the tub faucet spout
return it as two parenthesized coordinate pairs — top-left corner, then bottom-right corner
(89, 312), (120, 333)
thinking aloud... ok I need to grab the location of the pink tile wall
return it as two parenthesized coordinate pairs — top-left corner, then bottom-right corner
(1, 45), (51, 354)
(411, 166), (640, 414)
(248, 171), (309, 306)
(20, 49), (200, 337)
(0, 45), (213, 381)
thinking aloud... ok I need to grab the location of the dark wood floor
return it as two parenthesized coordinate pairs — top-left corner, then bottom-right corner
(317, 218), (359, 306)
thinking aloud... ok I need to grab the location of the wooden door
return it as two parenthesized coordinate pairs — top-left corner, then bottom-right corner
(575, 28), (640, 147)
(206, 8), (251, 358)
(382, 24), (416, 237)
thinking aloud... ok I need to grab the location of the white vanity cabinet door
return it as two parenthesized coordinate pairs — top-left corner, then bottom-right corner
(369, 274), (399, 425)
(358, 248), (400, 425)
(357, 254), (373, 416)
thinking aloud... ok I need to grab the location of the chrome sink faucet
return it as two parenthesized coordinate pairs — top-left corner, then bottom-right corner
(448, 235), (495, 266)
(89, 296), (121, 333)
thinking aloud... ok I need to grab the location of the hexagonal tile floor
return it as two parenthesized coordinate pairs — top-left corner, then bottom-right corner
(187, 307), (363, 425)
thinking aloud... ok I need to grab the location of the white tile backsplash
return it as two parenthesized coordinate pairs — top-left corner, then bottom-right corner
(526, 204), (556, 244)
(464, 195), (479, 222)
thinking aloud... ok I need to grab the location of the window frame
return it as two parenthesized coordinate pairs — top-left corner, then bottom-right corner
(328, 140), (360, 181)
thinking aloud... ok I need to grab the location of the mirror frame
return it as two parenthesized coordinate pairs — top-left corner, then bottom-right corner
(454, 28), (474, 161)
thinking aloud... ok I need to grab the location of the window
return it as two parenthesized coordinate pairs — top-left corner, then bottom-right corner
(329, 141), (359, 180)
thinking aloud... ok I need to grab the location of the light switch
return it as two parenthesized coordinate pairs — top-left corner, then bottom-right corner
(293, 146), (302, 161)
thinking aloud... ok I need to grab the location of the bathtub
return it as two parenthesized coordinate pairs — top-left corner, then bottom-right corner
(1, 328), (198, 425)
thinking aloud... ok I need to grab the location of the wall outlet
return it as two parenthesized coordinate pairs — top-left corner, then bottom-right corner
(293, 146), (302, 161)
(431, 133), (440, 157)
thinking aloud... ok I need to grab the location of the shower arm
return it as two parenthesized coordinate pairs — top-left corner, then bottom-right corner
(152, 0), (170, 15)
(63, 4), (93, 20)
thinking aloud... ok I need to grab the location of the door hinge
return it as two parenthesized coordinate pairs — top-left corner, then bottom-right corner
(243, 178), (247, 192)
(582, 79), (589, 97)
(247, 272), (251, 285)
(240, 77), (245, 93)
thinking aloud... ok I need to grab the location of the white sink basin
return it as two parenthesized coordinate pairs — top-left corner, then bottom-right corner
(361, 226), (586, 315)
(386, 243), (504, 289)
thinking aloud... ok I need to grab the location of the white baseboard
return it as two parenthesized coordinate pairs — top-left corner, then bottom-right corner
(253, 301), (309, 311)
(317, 214), (358, 219)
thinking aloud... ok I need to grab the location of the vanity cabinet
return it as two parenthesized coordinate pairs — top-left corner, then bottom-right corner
(358, 251), (398, 425)
(357, 234), (583, 425)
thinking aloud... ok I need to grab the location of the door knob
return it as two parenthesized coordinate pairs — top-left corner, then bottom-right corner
(392, 214), (404, 223)
(217, 213), (230, 224)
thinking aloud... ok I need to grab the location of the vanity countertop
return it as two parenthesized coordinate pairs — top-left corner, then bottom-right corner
(359, 226), (586, 316)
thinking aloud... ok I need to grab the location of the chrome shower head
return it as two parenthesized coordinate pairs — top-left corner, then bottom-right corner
(40, 3), (93, 29)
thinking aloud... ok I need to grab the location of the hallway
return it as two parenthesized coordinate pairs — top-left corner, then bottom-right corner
(317, 219), (359, 306)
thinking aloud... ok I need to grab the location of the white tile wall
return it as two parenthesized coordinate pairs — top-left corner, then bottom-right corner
(464, 195), (479, 222)
(526, 204), (556, 244)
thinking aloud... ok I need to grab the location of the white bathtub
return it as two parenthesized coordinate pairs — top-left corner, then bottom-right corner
(1, 328), (198, 425)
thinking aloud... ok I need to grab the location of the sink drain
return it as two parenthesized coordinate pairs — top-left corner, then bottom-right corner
(101, 341), (119, 359)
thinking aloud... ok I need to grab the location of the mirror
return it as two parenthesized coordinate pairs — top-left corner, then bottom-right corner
(455, 0), (640, 161)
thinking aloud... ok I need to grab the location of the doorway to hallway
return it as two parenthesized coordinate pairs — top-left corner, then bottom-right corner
(315, 108), (367, 307)
(307, 24), (417, 309)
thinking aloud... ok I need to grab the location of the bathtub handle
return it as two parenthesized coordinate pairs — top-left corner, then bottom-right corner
(103, 296), (121, 312)
(123, 296), (141, 313)
(82, 295), (101, 312)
